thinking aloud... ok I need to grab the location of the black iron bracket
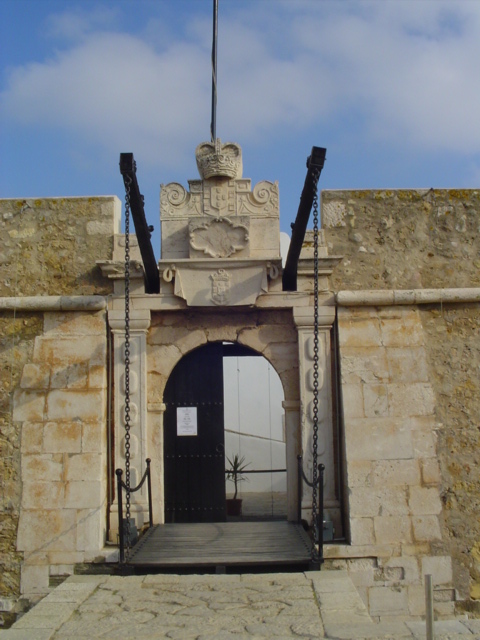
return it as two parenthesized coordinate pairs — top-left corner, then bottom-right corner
(282, 147), (326, 292)
(119, 153), (160, 294)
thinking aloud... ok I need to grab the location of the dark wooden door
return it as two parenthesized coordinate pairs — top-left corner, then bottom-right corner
(164, 343), (226, 523)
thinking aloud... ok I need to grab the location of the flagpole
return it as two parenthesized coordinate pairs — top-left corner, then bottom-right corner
(210, 0), (218, 142)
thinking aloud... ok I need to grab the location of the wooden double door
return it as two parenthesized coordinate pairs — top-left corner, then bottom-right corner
(164, 343), (226, 523)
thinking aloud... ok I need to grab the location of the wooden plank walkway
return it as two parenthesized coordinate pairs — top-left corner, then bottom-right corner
(128, 521), (313, 569)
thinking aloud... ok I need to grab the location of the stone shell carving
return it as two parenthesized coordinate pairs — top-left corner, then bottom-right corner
(189, 217), (249, 258)
(196, 139), (243, 180)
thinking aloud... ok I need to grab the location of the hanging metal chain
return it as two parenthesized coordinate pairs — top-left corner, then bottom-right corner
(123, 174), (132, 560)
(311, 167), (321, 563)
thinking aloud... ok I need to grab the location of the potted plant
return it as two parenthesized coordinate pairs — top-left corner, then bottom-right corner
(226, 454), (250, 516)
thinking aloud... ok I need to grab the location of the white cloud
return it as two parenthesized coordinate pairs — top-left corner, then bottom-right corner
(45, 6), (120, 42)
(2, 0), (480, 170)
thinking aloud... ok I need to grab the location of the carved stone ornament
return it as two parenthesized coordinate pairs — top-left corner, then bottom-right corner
(210, 269), (231, 305)
(160, 182), (201, 217)
(189, 217), (249, 258)
(97, 260), (144, 280)
(237, 181), (279, 216)
(195, 139), (243, 180)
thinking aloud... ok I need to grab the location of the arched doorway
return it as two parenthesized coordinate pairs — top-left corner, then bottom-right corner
(223, 348), (286, 520)
(163, 342), (286, 524)
(163, 342), (226, 523)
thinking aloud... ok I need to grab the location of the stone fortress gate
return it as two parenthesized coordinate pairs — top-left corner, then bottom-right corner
(2, 139), (480, 622)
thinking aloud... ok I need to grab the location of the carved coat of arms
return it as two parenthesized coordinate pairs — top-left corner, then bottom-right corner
(210, 269), (231, 305)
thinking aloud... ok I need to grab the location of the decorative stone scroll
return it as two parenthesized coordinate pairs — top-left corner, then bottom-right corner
(237, 181), (279, 216)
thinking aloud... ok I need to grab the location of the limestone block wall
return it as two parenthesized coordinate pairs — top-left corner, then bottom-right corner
(323, 188), (480, 613)
(0, 197), (118, 615)
(420, 304), (480, 606)
(14, 311), (109, 596)
(0, 314), (42, 623)
(337, 305), (451, 617)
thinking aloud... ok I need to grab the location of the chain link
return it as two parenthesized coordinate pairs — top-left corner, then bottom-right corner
(123, 175), (132, 560)
(311, 167), (321, 563)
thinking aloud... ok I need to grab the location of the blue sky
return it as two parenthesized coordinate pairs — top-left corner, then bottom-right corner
(1, 0), (480, 258)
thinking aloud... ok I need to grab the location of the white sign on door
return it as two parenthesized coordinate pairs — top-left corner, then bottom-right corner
(177, 407), (198, 436)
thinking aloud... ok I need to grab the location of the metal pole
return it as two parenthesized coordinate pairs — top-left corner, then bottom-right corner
(116, 469), (125, 564)
(297, 455), (303, 524)
(425, 574), (435, 640)
(318, 463), (325, 567)
(210, 0), (218, 142)
(146, 458), (153, 528)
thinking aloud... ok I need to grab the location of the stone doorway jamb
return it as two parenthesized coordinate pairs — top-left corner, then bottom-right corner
(108, 308), (151, 539)
(293, 305), (339, 525)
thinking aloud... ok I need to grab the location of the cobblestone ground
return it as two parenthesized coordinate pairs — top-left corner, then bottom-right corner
(2, 572), (480, 640)
(3, 573), (324, 640)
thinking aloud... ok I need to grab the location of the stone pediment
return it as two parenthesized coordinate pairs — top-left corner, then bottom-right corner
(160, 140), (280, 262)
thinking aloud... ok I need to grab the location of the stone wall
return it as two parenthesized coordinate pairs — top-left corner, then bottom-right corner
(334, 305), (452, 618)
(0, 197), (119, 297)
(420, 304), (480, 607)
(15, 311), (110, 597)
(0, 197), (119, 619)
(0, 314), (42, 625)
(323, 189), (480, 612)
(322, 188), (480, 291)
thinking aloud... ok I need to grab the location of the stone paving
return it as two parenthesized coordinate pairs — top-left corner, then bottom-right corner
(1, 571), (480, 640)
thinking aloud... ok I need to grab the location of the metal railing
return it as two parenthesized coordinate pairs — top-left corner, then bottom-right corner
(297, 455), (325, 568)
(116, 458), (153, 564)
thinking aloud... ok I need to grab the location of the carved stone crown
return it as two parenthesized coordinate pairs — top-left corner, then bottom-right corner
(195, 139), (243, 180)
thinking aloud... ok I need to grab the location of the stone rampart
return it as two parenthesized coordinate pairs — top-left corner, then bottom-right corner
(0, 197), (119, 621)
(323, 189), (480, 613)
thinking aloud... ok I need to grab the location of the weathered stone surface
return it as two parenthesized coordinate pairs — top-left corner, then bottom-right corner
(412, 515), (442, 542)
(21, 454), (63, 483)
(368, 585), (409, 616)
(0, 197), (119, 298)
(45, 390), (105, 421)
(0, 197), (116, 610)
(422, 555), (453, 585)
(64, 481), (104, 509)
(43, 422), (82, 454)
(344, 418), (414, 461)
(12, 390), (46, 422)
(17, 509), (76, 552)
(34, 335), (106, 366)
(408, 486), (443, 516)
(350, 517), (375, 546)
(374, 515), (412, 544)
(19, 364), (50, 389)
(419, 305), (480, 602)
(323, 189), (480, 291)
(372, 460), (421, 487)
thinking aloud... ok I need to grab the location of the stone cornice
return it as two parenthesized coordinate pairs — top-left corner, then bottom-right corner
(336, 288), (480, 306)
(0, 296), (107, 311)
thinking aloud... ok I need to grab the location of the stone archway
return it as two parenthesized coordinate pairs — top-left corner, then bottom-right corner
(143, 308), (302, 525)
